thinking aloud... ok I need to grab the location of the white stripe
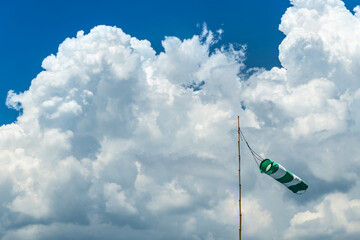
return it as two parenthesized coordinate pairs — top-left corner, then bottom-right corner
(269, 164), (287, 179)
(283, 174), (302, 187)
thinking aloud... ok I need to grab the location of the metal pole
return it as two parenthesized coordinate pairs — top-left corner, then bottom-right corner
(237, 116), (242, 240)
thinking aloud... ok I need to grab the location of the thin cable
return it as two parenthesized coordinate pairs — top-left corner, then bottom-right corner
(239, 129), (263, 166)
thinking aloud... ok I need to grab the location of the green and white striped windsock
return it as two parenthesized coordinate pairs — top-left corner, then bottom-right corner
(259, 159), (308, 194)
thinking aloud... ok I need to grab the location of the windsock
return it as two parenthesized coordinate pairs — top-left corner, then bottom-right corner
(259, 159), (308, 194)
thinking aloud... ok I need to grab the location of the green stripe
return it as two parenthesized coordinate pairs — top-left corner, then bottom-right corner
(271, 162), (279, 174)
(276, 171), (293, 183)
(288, 181), (308, 194)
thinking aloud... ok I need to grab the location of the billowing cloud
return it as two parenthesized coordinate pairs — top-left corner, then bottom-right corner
(1, 0), (360, 239)
(285, 193), (360, 240)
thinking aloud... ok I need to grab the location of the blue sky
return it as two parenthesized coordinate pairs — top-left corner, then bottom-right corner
(1, 1), (360, 239)
(1, 0), (358, 124)
(1, 0), (294, 125)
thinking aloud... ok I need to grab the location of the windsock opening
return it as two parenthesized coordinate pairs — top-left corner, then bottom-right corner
(259, 159), (279, 175)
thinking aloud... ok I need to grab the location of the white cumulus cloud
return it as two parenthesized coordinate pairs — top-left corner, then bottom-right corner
(1, 0), (360, 239)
